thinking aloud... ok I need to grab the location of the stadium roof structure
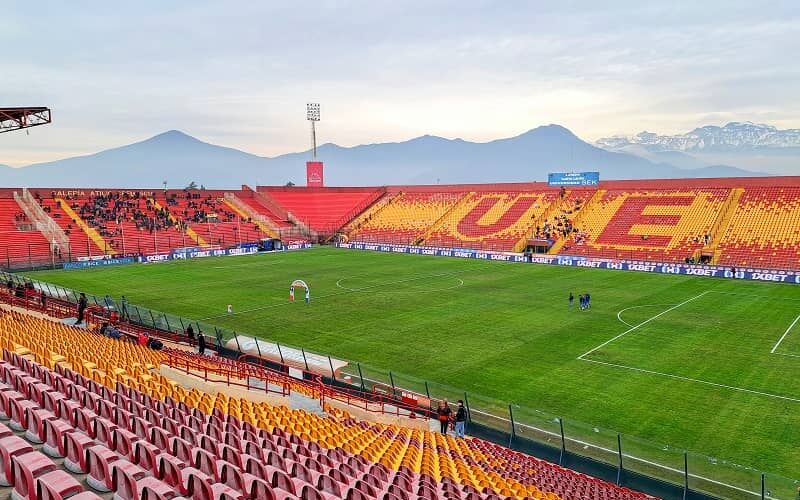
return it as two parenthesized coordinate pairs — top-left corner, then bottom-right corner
(0, 107), (52, 134)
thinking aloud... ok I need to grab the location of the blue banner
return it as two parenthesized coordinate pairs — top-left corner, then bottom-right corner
(336, 242), (800, 284)
(548, 171), (600, 186)
(64, 257), (136, 270)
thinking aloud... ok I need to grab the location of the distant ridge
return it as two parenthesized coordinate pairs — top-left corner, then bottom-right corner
(0, 125), (763, 188)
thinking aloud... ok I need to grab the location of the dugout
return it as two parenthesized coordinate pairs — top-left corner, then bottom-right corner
(525, 238), (553, 255)
(258, 238), (283, 251)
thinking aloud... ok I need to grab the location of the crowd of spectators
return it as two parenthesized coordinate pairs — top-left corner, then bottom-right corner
(37, 190), (263, 252)
(532, 196), (585, 242)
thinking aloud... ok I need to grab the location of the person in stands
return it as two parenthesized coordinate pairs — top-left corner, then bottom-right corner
(198, 333), (206, 355)
(437, 400), (452, 435)
(137, 332), (149, 346)
(186, 323), (195, 340)
(75, 293), (88, 325)
(454, 400), (467, 438)
(120, 295), (129, 320)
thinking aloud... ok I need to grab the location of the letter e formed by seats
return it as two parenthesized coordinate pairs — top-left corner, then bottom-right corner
(596, 196), (694, 248)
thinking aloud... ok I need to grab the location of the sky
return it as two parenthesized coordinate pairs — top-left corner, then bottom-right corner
(2, 1), (799, 166)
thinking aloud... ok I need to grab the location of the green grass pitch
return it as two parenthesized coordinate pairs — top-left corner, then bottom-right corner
(26, 247), (800, 487)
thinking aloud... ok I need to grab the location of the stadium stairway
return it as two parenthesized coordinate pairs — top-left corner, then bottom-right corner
(54, 198), (116, 256)
(514, 189), (592, 252)
(555, 188), (730, 262)
(423, 191), (557, 251)
(0, 198), (54, 267)
(339, 192), (401, 237)
(222, 194), (279, 239)
(549, 189), (604, 255)
(150, 198), (208, 248)
(416, 192), (472, 245)
(0, 298), (655, 500)
(154, 195), (266, 248)
(349, 192), (464, 246)
(707, 188), (744, 264)
(38, 199), (109, 259)
(261, 188), (386, 236)
(715, 186), (800, 270)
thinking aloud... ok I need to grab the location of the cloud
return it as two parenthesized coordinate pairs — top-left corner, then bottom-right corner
(1, 1), (798, 166)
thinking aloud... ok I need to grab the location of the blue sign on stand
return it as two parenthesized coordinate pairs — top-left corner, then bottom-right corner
(548, 172), (600, 186)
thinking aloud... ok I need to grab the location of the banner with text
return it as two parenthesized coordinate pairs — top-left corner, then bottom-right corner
(336, 242), (800, 284)
(137, 242), (312, 263)
(548, 171), (600, 186)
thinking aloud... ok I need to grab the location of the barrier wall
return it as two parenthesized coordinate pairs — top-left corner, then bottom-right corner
(336, 242), (800, 284)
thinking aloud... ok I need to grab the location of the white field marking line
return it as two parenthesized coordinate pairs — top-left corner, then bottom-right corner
(578, 291), (710, 360)
(616, 304), (677, 328)
(336, 276), (465, 294)
(199, 268), (478, 321)
(773, 351), (800, 359)
(707, 290), (800, 302)
(770, 314), (800, 354)
(581, 357), (800, 403)
(469, 408), (772, 499)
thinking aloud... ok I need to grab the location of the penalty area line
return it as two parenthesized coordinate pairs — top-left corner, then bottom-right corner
(578, 291), (710, 360)
(770, 314), (800, 354)
(580, 358), (800, 403)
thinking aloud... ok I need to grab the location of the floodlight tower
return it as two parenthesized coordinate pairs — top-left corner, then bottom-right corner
(305, 103), (324, 187)
(307, 103), (320, 159)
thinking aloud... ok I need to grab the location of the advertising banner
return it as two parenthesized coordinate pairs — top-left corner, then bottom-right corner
(306, 161), (324, 187)
(547, 172), (600, 186)
(64, 257), (136, 270)
(336, 242), (800, 284)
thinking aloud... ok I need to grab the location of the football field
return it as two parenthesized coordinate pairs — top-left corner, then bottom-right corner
(27, 247), (800, 492)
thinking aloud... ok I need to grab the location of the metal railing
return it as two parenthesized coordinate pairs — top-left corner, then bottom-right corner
(4, 269), (799, 499)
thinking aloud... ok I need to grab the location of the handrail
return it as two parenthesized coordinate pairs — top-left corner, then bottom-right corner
(162, 351), (292, 397)
(15, 188), (69, 250)
(324, 187), (388, 236)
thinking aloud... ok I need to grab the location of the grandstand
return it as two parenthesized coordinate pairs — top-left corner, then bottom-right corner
(0, 176), (799, 499)
(0, 288), (654, 500)
(2, 177), (800, 271)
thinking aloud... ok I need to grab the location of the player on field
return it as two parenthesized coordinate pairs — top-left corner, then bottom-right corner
(305, 288), (310, 304)
(568, 292), (574, 308)
(289, 287), (295, 302)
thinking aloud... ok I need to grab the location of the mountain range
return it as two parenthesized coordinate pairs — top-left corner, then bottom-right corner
(596, 122), (800, 176)
(596, 122), (800, 152)
(0, 124), (769, 189)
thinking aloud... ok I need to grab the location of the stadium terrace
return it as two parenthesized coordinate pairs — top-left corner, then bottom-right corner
(0, 175), (799, 500)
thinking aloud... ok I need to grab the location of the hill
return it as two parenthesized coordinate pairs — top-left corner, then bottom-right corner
(0, 125), (761, 188)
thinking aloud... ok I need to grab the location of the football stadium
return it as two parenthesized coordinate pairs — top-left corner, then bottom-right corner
(2, 4), (799, 499)
(1, 108), (800, 499)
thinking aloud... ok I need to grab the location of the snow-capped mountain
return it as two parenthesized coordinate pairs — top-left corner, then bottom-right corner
(597, 122), (800, 153)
